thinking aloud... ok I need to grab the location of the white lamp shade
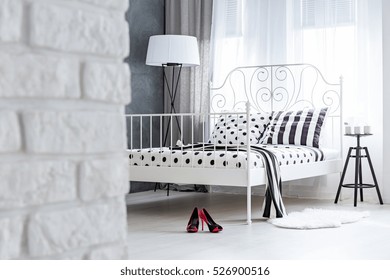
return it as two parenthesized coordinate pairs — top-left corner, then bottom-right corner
(146, 35), (200, 67)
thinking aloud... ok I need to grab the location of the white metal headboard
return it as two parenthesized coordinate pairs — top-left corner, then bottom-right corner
(211, 64), (342, 114)
(210, 63), (343, 149)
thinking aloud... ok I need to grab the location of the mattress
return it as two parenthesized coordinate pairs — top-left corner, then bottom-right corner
(128, 145), (339, 169)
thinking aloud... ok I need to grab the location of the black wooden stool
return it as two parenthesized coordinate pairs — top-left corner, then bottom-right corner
(334, 133), (383, 206)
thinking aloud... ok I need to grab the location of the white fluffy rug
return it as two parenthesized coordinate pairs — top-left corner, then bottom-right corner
(268, 208), (370, 229)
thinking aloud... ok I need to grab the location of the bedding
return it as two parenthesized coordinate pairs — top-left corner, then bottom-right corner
(128, 144), (337, 169)
(260, 108), (328, 148)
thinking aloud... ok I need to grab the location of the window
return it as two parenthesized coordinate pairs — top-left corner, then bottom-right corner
(224, 0), (243, 37)
(211, 0), (381, 120)
(301, 0), (356, 28)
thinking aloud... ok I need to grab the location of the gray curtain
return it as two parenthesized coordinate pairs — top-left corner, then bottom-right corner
(164, 0), (213, 145)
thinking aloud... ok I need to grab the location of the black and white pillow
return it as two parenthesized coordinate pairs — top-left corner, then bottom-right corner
(259, 108), (328, 148)
(209, 113), (272, 145)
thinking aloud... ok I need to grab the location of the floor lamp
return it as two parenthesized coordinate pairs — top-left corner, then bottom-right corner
(146, 35), (200, 146)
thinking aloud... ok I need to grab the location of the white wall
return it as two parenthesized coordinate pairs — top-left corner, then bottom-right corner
(0, 0), (131, 259)
(383, 0), (390, 203)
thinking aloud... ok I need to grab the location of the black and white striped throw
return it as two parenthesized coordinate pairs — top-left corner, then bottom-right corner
(173, 144), (287, 218)
(250, 145), (287, 218)
(260, 108), (328, 148)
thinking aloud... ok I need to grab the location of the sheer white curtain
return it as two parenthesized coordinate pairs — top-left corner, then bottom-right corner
(288, 0), (382, 124)
(211, 0), (382, 120)
(211, 0), (288, 88)
(211, 0), (383, 197)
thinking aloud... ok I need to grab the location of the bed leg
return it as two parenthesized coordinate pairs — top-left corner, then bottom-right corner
(245, 101), (252, 225)
(246, 185), (252, 225)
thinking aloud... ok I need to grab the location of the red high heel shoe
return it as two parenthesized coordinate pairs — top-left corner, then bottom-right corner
(199, 208), (223, 233)
(186, 207), (199, 233)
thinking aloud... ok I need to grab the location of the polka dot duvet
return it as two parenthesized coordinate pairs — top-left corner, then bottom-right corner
(128, 144), (334, 169)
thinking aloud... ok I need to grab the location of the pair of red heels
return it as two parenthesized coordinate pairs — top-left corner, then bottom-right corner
(186, 207), (223, 233)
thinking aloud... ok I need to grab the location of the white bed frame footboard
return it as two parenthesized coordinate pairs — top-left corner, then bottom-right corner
(126, 63), (343, 224)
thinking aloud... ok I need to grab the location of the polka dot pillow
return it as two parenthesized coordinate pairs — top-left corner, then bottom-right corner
(209, 113), (272, 145)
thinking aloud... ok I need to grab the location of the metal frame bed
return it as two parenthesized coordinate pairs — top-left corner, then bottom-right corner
(126, 63), (343, 224)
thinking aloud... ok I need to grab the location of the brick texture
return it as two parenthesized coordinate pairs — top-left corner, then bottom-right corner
(30, 3), (129, 57)
(0, 0), (130, 260)
(23, 111), (126, 154)
(0, 111), (21, 153)
(0, 53), (80, 99)
(0, 161), (77, 209)
(28, 199), (127, 256)
(83, 62), (131, 104)
(79, 157), (129, 201)
(0, 0), (22, 42)
(0, 216), (24, 259)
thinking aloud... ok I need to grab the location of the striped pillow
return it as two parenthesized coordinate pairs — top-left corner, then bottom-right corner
(259, 108), (328, 148)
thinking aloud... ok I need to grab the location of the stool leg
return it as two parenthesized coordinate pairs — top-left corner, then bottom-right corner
(364, 147), (384, 205)
(359, 153), (363, 202)
(354, 147), (360, 207)
(335, 147), (353, 204)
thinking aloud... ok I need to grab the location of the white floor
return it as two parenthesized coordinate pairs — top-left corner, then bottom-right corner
(126, 190), (390, 260)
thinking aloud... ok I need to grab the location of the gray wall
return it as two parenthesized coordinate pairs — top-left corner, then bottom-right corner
(125, 0), (164, 192)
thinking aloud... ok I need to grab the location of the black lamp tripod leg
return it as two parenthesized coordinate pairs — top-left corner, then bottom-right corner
(162, 65), (183, 146)
(171, 65), (183, 136)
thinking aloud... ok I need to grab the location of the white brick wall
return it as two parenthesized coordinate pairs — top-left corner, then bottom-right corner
(83, 62), (131, 104)
(0, 161), (77, 209)
(0, 111), (21, 152)
(0, 0), (130, 259)
(23, 111), (126, 154)
(0, 216), (24, 259)
(0, 0), (22, 42)
(79, 157), (129, 201)
(28, 198), (127, 257)
(0, 53), (80, 99)
(30, 3), (129, 57)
